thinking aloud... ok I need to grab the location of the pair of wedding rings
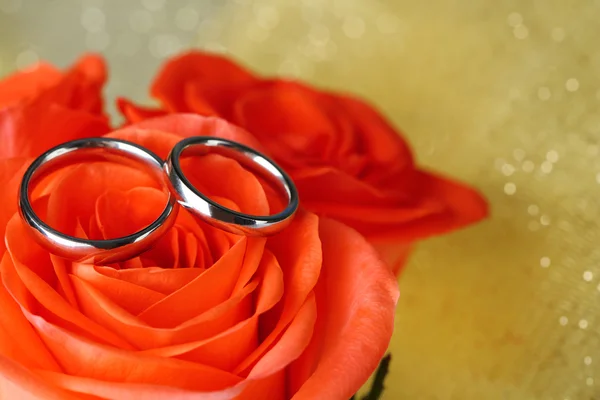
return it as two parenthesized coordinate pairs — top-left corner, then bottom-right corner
(18, 136), (299, 264)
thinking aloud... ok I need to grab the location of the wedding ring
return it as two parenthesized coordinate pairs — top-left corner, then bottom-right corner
(18, 138), (178, 264)
(164, 136), (299, 236)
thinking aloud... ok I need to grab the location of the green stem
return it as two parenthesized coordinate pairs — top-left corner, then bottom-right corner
(361, 354), (392, 400)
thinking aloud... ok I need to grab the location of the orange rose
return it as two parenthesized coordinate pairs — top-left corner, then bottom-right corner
(118, 51), (488, 274)
(0, 54), (110, 253)
(0, 59), (398, 399)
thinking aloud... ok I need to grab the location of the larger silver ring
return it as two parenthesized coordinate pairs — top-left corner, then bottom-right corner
(164, 137), (299, 236)
(18, 138), (178, 264)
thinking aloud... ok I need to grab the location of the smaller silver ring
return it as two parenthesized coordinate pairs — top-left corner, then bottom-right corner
(18, 138), (178, 264)
(164, 137), (299, 236)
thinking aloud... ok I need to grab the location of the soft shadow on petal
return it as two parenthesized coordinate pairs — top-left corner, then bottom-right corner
(289, 219), (399, 400)
(245, 292), (316, 381)
(236, 295), (317, 400)
(234, 211), (321, 375)
(50, 255), (79, 309)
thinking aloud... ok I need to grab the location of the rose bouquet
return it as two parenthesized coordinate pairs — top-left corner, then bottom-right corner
(0, 53), (487, 399)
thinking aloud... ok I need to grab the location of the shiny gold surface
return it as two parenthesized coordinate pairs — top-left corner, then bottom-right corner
(1, 0), (598, 398)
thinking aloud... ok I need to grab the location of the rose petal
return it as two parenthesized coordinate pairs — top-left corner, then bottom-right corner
(0, 103), (109, 160)
(116, 97), (168, 124)
(111, 123), (280, 217)
(289, 218), (399, 399)
(71, 263), (165, 315)
(110, 114), (264, 156)
(93, 187), (192, 270)
(139, 249), (283, 368)
(236, 295), (317, 399)
(0, 55), (108, 159)
(0, 255), (60, 372)
(150, 52), (257, 113)
(0, 63), (61, 107)
(50, 255), (79, 308)
(184, 83), (222, 116)
(166, 198), (235, 268)
(138, 237), (262, 328)
(35, 370), (245, 400)
(246, 292), (316, 380)
(180, 153), (270, 217)
(329, 93), (414, 179)
(95, 187), (169, 240)
(234, 210), (321, 374)
(3, 212), (133, 350)
(107, 127), (181, 159)
(0, 355), (82, 400)
(45, 163), (158, 237)
(95, 185), (229, 269)
(293, 166), (488, 242)
(98, 266), (203, 295)
(68, 258), (268, 351)
(292, 166), (411, 204)
(26, 313), (243, 392)
(0, 54), (105, 113)
(34, 54), (107, 116)
(237, 370), (285, 400)
(346, 171), (490, 241)
(141, 280), (257, 356)
(0, 157), (30, 253)
(233, 81), (341, 166)
(74, 276), (253, 351)
(375, 242), (414, 276)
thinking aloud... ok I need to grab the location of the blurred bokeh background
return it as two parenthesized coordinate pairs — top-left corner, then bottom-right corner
(2, 0), (600, 398)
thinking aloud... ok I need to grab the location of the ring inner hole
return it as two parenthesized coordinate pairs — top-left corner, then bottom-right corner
(178, 145), (288, 217)
(29, 146), (170, 241)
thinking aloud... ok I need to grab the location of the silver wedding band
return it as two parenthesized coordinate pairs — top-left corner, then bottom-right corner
(18, 138), (178, 264)
(18, 136), (298, 263)
(164, 137), (298, 236)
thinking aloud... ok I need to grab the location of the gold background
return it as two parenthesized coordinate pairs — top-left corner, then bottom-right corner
(1, 0), (598, 398)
